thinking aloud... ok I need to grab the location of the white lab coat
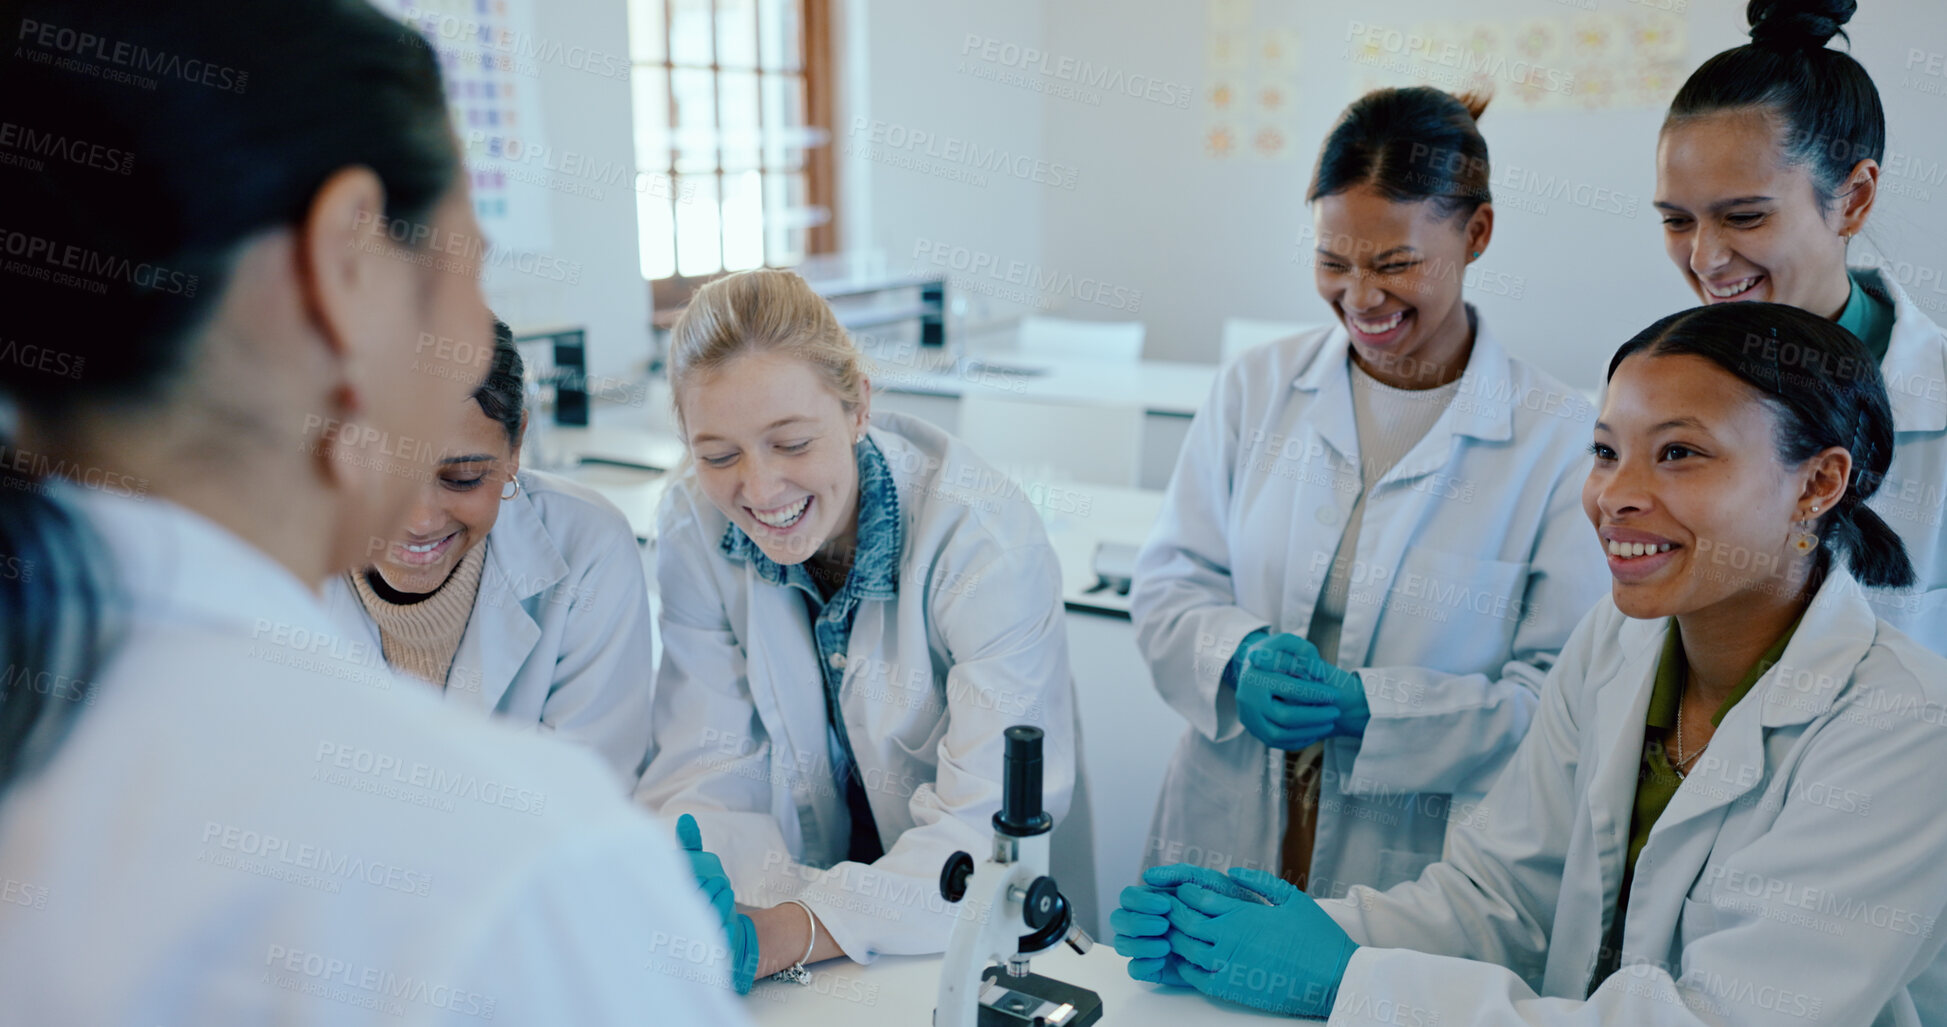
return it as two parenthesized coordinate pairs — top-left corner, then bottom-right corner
(1135, 311), (1609, 896)
(1321, 562), (1947, 1026)
(0, 489), (748, 1026)
(1854, 267), (1947, 653)
(324, 468), (656, 787)
(636, 411), (1079, 962)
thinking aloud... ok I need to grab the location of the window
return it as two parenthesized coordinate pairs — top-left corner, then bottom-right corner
(627, 0), (834, 282)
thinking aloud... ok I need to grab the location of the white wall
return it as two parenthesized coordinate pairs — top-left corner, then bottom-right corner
(836, 0), (1053, 337)
(462, 0), (650, 385)
(847, 0), (1947, 391)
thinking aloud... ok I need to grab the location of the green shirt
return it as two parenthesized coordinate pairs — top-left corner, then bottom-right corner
(1836, 268), (1896, 365)
(1625, 615), (1803, 877)
(1592, 616), (1803, 991)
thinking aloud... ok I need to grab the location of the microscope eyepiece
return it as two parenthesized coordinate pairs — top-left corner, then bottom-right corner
(994, 725), (1052, 838)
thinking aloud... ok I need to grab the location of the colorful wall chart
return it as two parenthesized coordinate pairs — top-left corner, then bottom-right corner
(375, 0), (555, 253)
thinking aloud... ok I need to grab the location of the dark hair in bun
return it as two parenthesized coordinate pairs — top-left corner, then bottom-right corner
(1749, 0), (1853, 48)
(1665, 0), (1882, 210)
(1310, 86), (1493, 222)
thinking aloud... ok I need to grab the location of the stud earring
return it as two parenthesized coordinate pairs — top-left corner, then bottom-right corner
(1470, 250), (1481, 258)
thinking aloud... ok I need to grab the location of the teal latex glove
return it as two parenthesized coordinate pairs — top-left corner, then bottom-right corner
(1233, 632), (1364, 747)
(675, 814), (760, 994)
(1111, 886), (1192, 987)
(1242, 632), (1370, 741)
(1115, 865), (1270, 987)
(1165, 866), (1358, 1019)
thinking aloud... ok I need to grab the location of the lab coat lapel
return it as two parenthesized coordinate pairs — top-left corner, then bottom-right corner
(1281, 330), (1361, 635)
(743, 574), (842, 862)
(1378, 312), (1518, 486)
(1866, 268), (1947, 435)
(1585, 615), (1665, 903)
(1332, 314), (1519, 667)
(1624, 566), (1878, 963)
(458, 483), (562, 714)
(1292, 325), (1362, 469)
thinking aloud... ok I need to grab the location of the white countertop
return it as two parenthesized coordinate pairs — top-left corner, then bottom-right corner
(867, 349), (1217, 418)
(1032, 483), (1166, 617)
(745, 945), (1313, 1026)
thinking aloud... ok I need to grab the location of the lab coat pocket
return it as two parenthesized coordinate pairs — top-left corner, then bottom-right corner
(1384, 547), (1529, 674)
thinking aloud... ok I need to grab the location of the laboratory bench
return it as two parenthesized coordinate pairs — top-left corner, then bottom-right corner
(745, 945), (1314, 1025)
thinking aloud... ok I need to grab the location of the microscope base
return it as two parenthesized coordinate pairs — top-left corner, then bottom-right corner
(976, 965), (1103, 1027)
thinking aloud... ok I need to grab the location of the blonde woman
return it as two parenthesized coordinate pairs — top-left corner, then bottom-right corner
(636, 269), (1080, 988)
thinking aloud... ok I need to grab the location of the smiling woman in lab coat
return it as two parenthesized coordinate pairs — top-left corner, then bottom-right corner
(322, 318), (655, 786)
(1118, 302), (1947, 1023)
(636, 268), (1078, 984)
(1133, 86), (1608, 904)
(0, 1), (741, 1023)
(1653, 0), (1947, 651)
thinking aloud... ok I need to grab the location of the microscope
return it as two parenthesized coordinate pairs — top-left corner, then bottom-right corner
(934, 726), (1102, 1027)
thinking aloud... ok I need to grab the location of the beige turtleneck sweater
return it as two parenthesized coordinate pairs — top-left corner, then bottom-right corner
(347, 540), (488, 688)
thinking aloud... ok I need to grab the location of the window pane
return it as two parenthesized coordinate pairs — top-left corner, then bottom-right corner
(716, 0), (758, 69)
(719, 71), (760, 171)
(637, 184), (677, 280)
(758, 0), (801, 71)
(722, 170), (764, 271)
(671, 68), (717, 173)
(626, 0), (666, 61)
(669, 0), (714, 66)
(761, 73), (806, 170)
(764, 172), (807, 266)
(630, 69), (671, 172)
(676, 174), (723, 276)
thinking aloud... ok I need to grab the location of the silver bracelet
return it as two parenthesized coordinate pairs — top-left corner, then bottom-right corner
(770, 899), (816, 985)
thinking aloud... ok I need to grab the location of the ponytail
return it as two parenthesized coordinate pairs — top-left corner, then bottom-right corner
(1829, 504), (1915, 589)
(0, 458), (120, 790)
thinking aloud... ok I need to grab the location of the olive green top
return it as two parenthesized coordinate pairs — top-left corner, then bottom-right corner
(1592, 615), (1804, 992)
(1625, 614), (1803, 876)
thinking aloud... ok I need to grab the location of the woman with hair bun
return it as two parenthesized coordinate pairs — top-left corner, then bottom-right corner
(1655, 0), (1947, 652)
(1119, 302), (1947, 1022)
(1126, 83), (1608, 935)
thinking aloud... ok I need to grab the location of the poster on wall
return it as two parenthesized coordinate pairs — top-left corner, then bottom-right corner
(375, 0), (556, 254)
(1204, 0), (1302, 161)
(1342, 10), (1688, 113)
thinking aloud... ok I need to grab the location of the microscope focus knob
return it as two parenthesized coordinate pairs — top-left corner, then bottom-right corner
(940, 851), (975, 903)
(1022, 876), (1061, 930)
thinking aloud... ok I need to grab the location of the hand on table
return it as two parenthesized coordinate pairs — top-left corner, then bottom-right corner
(1114, 863), (1357, 1020)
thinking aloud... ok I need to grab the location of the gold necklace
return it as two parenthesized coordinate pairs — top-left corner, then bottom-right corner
(1669, 684), (1707, 776)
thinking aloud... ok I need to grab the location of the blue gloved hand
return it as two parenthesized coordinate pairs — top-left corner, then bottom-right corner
(1240, 632), (1370, 742)
(1165, 866), (1359, 1019)
(1115, 865), (1269, 987)
(1111, 886), (1193, 986)
(676, 813), (760, 994)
